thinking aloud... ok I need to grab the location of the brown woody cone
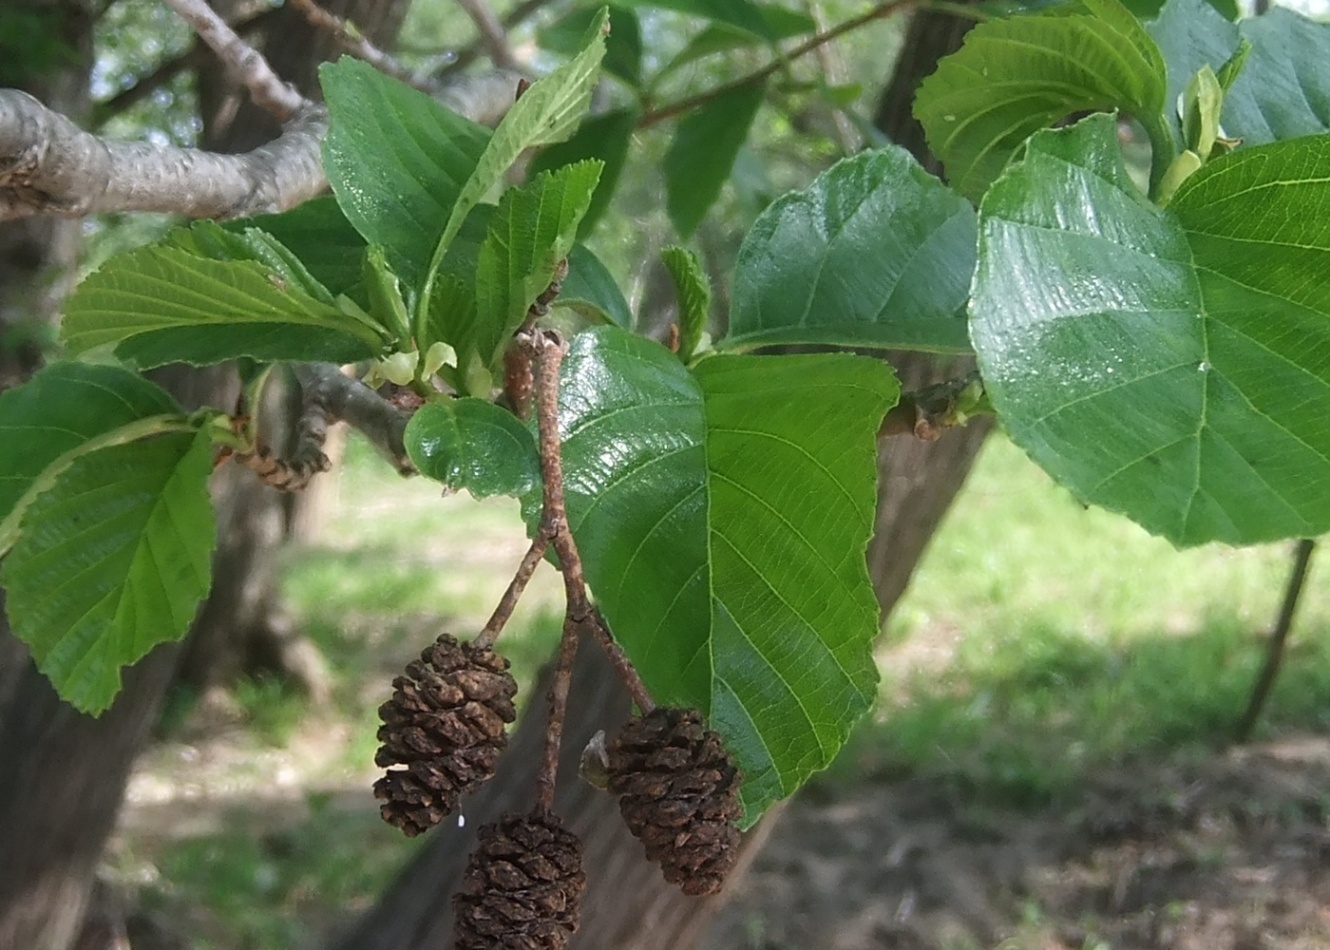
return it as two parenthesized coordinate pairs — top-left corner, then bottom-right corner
(453, 812), (586, 950)
(606, 706), (742, 895)
(374, 633), (517, 836)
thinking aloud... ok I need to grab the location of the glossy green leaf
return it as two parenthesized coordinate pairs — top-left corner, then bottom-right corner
(229, 196), (368, 299)
(663, 83), (765, 237)
(0, 363), (186, 552)
(528, 108), (639, 239)
(724, 147), (975, 354)
(1149, 0), (1330, 145)
(971, 115), (1330, 546)
(549, 327), (898, 819)
(320, 57), (492, 289)
(915, 0), (1170, 200)
(452, 161), (602, 382)
(424, 8), (608, 294)
(62, 243), (389, 369)
(661, 246), (709, 360)
(406, 398), (540, 498)
(1, 429), (216, 714)
(539, 4), (642, 87)
(559, 243), (633, 328)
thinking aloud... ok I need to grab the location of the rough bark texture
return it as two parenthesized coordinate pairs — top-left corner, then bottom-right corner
(171, 0), (409, 698)
(331, 11), (989, 950)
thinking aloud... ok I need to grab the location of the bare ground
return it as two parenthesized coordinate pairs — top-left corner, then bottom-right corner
(705, 737), (1330, 950)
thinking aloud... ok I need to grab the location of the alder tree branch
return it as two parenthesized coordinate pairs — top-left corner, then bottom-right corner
(439, 0), (555, 76)
(0, 91), (329, 220)
(292, 363), (414, 474)
(452, 0), (523, 72)
(93, 7), (280, 125)
(160, 0), (310, 119)
(474, 537), (551, 650)
(641, 0), (914, 128)
(285, 0), (440, 94)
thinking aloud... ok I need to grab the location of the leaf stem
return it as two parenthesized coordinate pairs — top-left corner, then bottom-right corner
(473, 536), (550, 649)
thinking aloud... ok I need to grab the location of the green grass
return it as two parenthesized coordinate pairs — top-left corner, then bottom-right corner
(819, 435), (1330, 805)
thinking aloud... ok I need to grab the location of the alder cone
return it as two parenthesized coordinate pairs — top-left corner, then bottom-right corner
(374, 633), (518, 836)
(453, 812), (586, 949)
(606, 706), (742, 895)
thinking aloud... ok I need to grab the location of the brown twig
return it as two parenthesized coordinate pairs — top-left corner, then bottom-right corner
(640, 0), (913, 129)
(536, 613), (581, 813)
(587, 606), (655, 713)
(474, 536), (551, 649)
(527, 328), (657, 712)
(438, 0), (554, 76)
(452, 0), (522, 71)
(159, 0), (308, 120)
(1235, 538), (1317, 742)
(285, 0), (440, 94)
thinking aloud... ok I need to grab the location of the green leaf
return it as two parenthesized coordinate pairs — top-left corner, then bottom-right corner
(167, 220), (336, 307)
(724, 148), (976, 353)
(1224, 10), (1330, 144)
(1, 429), (217, 714)
(62, 243), (389, 369)
(320, 57), (492, 289)
(405, 398), (540, 498)
(0, 363), (185, 550)
(423, 8), (608, 305)
(528, 108), (639, 239)
(539, 4), (642, 87)
(456, 161), (603, 379)
(971, 115), (1330, 546)
(1149, 0), (1330, 146)
(560, 243), (633, 328)
(663, 83), (765, 238)
(228, 196), (368, 300)
(915, 0), (1170, 200)
(548, 327), (898, 819)
(661, 246), (709, 361)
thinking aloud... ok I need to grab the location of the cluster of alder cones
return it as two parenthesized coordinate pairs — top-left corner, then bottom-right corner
(373, 632), (743, 948)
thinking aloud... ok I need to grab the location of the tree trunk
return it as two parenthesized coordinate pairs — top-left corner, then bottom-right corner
(0, 3), (409, 947)
(171, 0), (409, 697)
(332, 12), (988, 949)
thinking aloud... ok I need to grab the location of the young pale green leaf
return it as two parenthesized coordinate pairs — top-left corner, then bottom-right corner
(228, 196), (368, 300)
(539, 4), (642, 87)
(405, 398), (540, 498)
(424, 8), (608, 298)
(724, 147), (975, 354)
(660, 246), (709, 361)
(320, 57), (492, 289)
(0, 363), (185, 548)
(1, 429), (217, 714)
(62, 244), (389, 369)
(544, 327), (898, 820)
(528, 108), (639, 240)
(560, 243), (633, 328)
(1149, 0), (1330, 145)
(915, 0), (1170, 201)
(971, 114), (1330, 546)
(457, 161), (602, 380)
(663, 83), (765, 237)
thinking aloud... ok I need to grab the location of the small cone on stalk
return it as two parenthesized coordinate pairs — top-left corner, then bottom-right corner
(453, 811), (586, 949)
(374, 633), (518, 836)
(606, 706), (743, 895)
